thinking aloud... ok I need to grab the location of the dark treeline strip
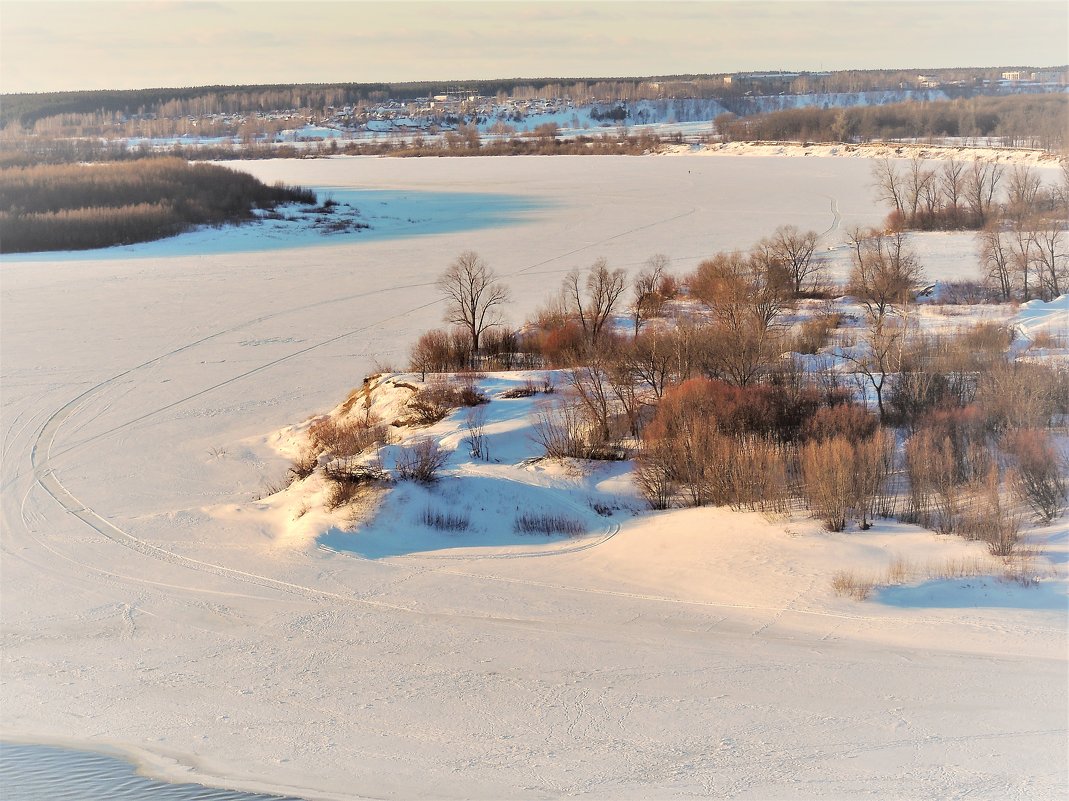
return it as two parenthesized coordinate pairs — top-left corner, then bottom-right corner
(716, 93), (1069, 151)
(0, 129), (675, 167)
(0, 157), (315, 252)
(0, 204), (184, 252)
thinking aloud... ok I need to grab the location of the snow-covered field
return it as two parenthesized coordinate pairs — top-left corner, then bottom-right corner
(2, 155), (1066, 800)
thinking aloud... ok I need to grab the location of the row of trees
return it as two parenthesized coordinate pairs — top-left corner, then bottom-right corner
(716, 94), (1068, 151)
(871, 157), (1068, 301)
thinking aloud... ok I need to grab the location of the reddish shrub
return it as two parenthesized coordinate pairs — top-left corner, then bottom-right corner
(803, 403), (879, 443)
(535, 321), (586, 367)
(1003, 428), (1068, 522)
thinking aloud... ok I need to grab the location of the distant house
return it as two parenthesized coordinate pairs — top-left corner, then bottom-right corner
(1001, 71), (1025, 81)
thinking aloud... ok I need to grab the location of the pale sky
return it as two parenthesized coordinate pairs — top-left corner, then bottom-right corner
(1, 1), (1066, 94)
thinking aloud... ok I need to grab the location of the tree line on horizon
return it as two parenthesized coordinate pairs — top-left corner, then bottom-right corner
(0, 67), (1012, 125)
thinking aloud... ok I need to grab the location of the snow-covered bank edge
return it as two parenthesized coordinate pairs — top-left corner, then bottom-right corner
(0, 733), (354, 801)
(660, 140), (1067, 166)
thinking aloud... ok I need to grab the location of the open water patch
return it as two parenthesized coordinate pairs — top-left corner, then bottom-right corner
(0, 742), (307, 801)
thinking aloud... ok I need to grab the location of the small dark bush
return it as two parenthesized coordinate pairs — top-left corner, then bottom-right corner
(395, 439), (449, 482)
(308, 415), (388, 458)
(514, 512), (585, 536)
(288, 449), (318, 481)
(407, 382), (488, 425)
(325, 478), (363, 510)
(420, 507), (470, 531)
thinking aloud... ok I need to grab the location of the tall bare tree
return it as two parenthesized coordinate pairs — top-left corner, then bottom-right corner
(872, 157), (906, 221)
(1032, 221), (1066, 300)
(964, 160), (1004, 227)
(939, 158), (967, 226)
(631, 254), (670, 336)
(978, 223), (1014, 301)
(563, 258), (628, 347)
(761, 224), (821, 296)
(1005, 164), (1042, 224)
(691, 250), (787, 386)
(436, 251), (510, 358)
(904, 157), (936, 224)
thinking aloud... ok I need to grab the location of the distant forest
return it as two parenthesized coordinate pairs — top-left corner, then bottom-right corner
(716, 94), (1069, 151)
(0, 158), (315, 252)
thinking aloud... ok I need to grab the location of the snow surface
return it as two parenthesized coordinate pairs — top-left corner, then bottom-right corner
(2, 154), (1066, 800)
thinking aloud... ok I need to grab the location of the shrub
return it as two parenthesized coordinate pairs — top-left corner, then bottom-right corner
(801, 437), (853, 531)
(409, 328), (467, 378)
(830, 570), (874, 601)
(792, 312), (842, 354)
(530, 397), (593, 459)
(406, 381), (488, 425)
(1003, 429), (1068, 522)
(958, 474), (1022, 556)
(464, 406), (488, 460)
(904, 428), (975, 534)
(420, 507), (470, 531)
(724, 436), (792, 514)
(288, 449), (319, 481)
(634, 439), (675, 510)
(802, 403), (879, 443)
(308, 415), (388, 458)
(323, 457), (389, 483)
(977, 361), (1068, 431)
(323, 476), (377, 510)
(395, 439), (449, 482)
(888, 370), (954, 429)
(514, 512), (584, 536)
(501, 378), (544, 399)
(533, 320), (586, 367)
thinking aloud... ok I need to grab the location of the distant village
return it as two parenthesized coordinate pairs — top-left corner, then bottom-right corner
(92, 68), (1064, 142)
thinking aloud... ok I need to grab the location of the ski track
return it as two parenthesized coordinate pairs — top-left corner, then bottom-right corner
(17, 204), (705, 626)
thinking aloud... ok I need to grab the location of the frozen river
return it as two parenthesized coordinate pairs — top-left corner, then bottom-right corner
(2, 155), (1065, 800)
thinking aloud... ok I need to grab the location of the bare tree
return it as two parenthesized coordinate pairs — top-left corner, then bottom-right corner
(964, 160), (1004, 227)
(1032, 220), (1067, 300)
(904, 157), (936, 224)
(978, 224), (1014, 301)
(437, 251), (510, 359)
(939, 158), (967, 227)
(691, 251), (787, 385)
(1005, 164), (1042, 224)
(630, 329), (675, 398)
(841, 316), (907, 421)
(1008, 223), (1038, 301)
(872, 157), (906, 221)
(847, 228), (924, 325)
(631, 254), (670, 336)
(563, 258), (627, 347)
(762, 224), (821, 296)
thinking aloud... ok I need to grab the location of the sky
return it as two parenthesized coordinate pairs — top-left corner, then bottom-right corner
(1, 0), (1066, 94)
